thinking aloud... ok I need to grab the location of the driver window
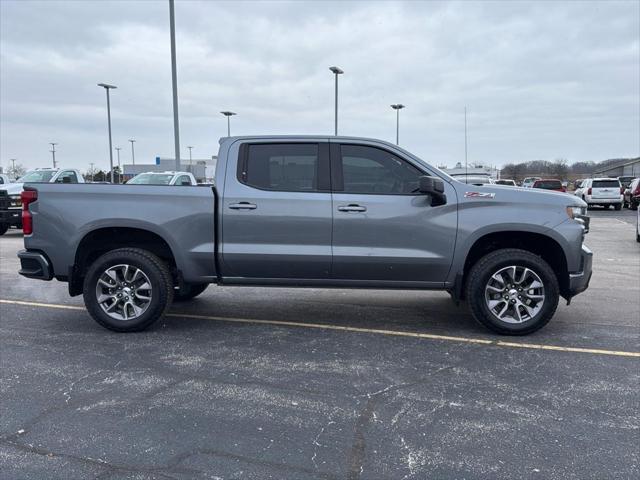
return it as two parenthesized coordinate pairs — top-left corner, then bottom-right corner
(56, 171), (78, 183)
(340, 144), (421, 194)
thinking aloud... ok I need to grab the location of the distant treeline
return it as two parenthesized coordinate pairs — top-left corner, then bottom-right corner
(500, 157), (639, 181)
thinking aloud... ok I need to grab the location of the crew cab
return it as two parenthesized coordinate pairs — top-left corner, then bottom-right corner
(127, 171), (197, 186)
(574, 178), (623, 210)
(17, 136), (592, 335)
(0, 168), (84, 235)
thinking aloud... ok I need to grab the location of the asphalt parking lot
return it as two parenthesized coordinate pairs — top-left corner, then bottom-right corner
(1, 212), (638, 479)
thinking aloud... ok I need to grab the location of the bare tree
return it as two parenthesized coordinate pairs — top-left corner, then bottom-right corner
(7, 162), (26, 179)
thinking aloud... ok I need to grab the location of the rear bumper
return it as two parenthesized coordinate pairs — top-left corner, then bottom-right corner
(0, 208), (21, 226)
(567, 244), (592, 297)
(18, 250), (53, 280)
(585, 197), (622, 205)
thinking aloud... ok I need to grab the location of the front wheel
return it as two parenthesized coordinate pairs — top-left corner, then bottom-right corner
(83, 248), (174, 332)
(466, 248), (559, 335)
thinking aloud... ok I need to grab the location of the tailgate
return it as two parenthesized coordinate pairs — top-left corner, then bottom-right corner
(591, 181), (620, 199)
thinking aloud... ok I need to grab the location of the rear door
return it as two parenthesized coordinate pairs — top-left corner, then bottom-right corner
(222, 141), (332, 279)
(329, 141), (457, 285)
(591, 179), (620, 199)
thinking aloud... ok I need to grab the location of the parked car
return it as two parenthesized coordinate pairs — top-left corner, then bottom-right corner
(532, 179), (566, 192)
(623, 178), (640, 210)
(637, 206), (640, 243)
(127, 171), (197, 186)
(0, 174), (12, 185)
(494, 179), (517, 186)
(453, 175), (494, 185)
(0, 168), (84, 235)
(522, 177), (541, 188)
(618, 176), (635, 190)
(17, 136), (592, 336)
(574, 178), (623, 210)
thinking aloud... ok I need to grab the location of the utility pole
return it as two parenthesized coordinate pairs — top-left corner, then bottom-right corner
(390, 104), (405, 145)
(49, 143), (58, 168)
(115, 147), (122, 183)
(169, 0), (181, 171)
(89, 162), (95, 182)
(187, 146), (193, 172)
(97, 83), (117, 183)
(220, 111), (236, 136)
(464, 106), (468, 177)
(10, 159), (16, 172)
(329, 66), (344, 135)
(128, 139), (136, 165)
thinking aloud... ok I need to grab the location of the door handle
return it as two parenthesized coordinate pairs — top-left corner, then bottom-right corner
(229, 202), (257, 210)
(338, 204), (367, 212)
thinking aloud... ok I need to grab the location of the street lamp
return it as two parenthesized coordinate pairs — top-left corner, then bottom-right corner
(115, 147), (122, 183)
(329, 66), (344, 135)
(169, 0), (181, 171)
(97, 83), (117, 183)
(187, 146), (193, 172)
(220, 111), (236, 137)
(49, 142), (58, 168)
(390, 104), (405, 145)
(128, 139), (136, 165)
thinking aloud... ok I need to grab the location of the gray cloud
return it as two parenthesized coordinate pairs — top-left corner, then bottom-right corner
(1, 0), (638, 172)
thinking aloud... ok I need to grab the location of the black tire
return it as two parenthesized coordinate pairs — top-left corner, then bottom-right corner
(466, 248), (559, 335)
(614, 203), (622, 211)
(0, 223), (8, 236)
(83, 248), (174, 332)
(174, 282), (209, 302)
(631, 200), (639, 211)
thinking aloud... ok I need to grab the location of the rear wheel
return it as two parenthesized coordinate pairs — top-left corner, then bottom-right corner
(466, 249), (559, 335)
(0, 223), (8, 236)
(83, 248), (174, 332)
(614, 203), (622, 211)
(174, 282), (209, 302)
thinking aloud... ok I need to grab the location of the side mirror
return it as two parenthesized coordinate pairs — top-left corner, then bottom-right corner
(180, 180), (191, 186)
(62, 176), (71, 184)
(418, 176), (446, 206)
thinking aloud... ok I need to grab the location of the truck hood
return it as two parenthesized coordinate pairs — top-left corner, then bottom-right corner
(1, 183), (24, 195)
(452, 181), (587, 208)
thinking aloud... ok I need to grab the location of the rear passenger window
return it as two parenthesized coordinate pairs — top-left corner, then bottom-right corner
(242, 144), (319, 191)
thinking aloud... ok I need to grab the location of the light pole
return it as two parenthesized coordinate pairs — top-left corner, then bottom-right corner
(329, 66), (343, 135)
(97, 83), (117, 183)
(90, 162), (95, 182)
(128, 139), (136, 165)
(187, 146), (193, 172)
(220, 111), (236, 136)
(49, 142), (58, 168)
(115, 147), (122, 183)
(464, 106), (468, 177)
(169, 0), (181, 171)
(390, 104), (405, 145)
(10, 159), (16, 172)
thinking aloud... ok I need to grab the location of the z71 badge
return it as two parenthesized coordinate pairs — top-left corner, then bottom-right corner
(464, 192), (496, 198)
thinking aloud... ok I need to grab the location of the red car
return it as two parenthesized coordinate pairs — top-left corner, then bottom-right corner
(532, 179), (566, 192)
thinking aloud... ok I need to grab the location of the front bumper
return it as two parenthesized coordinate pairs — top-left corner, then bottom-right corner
(18, 250), (53, 280)
(568, 244), (592, 297)
(0, 208), (21, 227)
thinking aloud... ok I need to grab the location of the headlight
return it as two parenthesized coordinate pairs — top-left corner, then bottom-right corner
(9, 195), (21, 208)
(566, 205), (586, 219)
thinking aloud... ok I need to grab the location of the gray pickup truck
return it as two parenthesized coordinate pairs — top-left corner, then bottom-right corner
(17, 136), (592, 335)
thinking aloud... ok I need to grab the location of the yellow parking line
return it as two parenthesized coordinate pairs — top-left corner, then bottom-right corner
(2, 298), (639, 358)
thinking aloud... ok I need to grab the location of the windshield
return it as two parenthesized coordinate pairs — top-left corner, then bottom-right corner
(592, 180), (620, 188)
(19, 170), (56, 183)
(128, 173), (174, 185)
(534, 180), (562, 189)
(458, 176), (492, 185)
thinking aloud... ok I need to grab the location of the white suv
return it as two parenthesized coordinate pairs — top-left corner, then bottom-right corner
(575, 178), (623, 210)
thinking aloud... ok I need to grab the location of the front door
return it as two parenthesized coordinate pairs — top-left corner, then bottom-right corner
(222, 141), (332, 279)
(330, 142), (457, 285)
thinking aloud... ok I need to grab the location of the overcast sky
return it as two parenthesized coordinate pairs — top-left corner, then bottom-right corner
(1, 0), (638, 173)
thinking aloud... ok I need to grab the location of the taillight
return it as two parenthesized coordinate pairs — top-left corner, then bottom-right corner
(587, 187), (592, 195)
(21, 190), (37, 235)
